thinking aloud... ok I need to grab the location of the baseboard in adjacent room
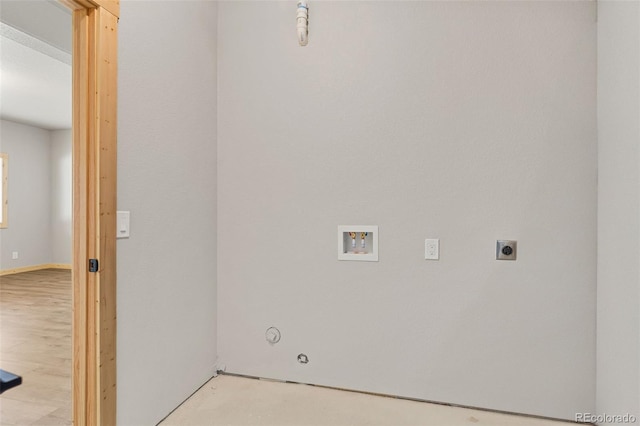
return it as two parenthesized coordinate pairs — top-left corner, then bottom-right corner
(0, 263), (72, 276)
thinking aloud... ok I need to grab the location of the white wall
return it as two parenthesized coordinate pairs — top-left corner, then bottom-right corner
(0, 121), (72, 269)
(0, 119), (52, 269)
(50, 129), (71, 265)
(217, 1), (597, 420)
(117, 1), (218, 425)
(596, 1), (640, 423)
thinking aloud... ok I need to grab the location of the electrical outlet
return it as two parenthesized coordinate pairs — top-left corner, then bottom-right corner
(425, 239), (439, 260)
(496, 240), (517, 260)
(12, 251), (18, 260)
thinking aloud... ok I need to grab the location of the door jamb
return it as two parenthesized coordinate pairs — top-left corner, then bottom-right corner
(58, 1), (119, 424)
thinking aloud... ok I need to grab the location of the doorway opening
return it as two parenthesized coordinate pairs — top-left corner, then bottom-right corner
(0, 1), (118, 424)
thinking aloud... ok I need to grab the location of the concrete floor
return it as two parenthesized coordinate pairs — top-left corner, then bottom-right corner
(160, 375), (575, 426)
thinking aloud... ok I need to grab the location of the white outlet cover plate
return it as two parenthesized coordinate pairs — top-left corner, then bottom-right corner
(338, 225), (378, 262)
(425, 239), (439, 260)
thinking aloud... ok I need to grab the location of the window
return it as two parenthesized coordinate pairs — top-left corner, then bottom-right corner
(0, 153), (7, 228)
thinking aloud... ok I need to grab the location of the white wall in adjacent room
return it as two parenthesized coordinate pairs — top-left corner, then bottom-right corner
(596, 1), (640, 423)
(217, 1), (597, 420)
(50, 129), (71, 265)
(117, 1), (218, 424)
(0, 119), (52, 269)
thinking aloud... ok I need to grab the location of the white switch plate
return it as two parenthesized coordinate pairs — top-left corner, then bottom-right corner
(117, 211), (130, 239)
(12, 251), (18, 260)
(425, 239), (439, 260)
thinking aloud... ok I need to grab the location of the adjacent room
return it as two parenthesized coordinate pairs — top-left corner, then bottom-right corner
(0, 1), (638, 426)
(0, 1), (73, 424)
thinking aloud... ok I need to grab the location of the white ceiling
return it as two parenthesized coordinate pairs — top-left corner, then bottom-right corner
(0, 0), (72, 130)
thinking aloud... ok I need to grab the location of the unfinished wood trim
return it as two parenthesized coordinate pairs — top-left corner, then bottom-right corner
(0, 265), (44, 276)
(0, 264), (71, 276)
(67, 1), (118, 425)
(92, 0), (119, 18)
(49, 263), (73, 270)
(95, 7), (118, 425)
(71, 6), (90, 425)
(58, 0), (88, 11)
(59, 0), (119, 18)
(0, 153), (7, 229)
(85, 7), (99, 423)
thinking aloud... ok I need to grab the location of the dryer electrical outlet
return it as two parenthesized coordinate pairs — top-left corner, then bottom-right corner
(496, 240), (517, 260)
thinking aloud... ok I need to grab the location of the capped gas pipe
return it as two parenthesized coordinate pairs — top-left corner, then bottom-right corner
(297, 1), (309, 46)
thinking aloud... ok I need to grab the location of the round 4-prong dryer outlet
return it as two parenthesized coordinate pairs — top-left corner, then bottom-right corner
(496, 240), (517, 260)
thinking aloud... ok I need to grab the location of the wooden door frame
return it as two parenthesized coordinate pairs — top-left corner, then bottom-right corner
(59, 0), (119, 424)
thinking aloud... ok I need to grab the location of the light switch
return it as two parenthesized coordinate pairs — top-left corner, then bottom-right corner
(425, 239), (439, 260)
(117, 211), (130, 239)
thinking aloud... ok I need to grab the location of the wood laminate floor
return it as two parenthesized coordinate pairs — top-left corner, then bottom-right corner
(0, 269), (72, 425)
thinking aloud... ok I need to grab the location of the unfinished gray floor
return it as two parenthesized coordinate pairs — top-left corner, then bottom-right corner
(160, 375), (574, 426)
